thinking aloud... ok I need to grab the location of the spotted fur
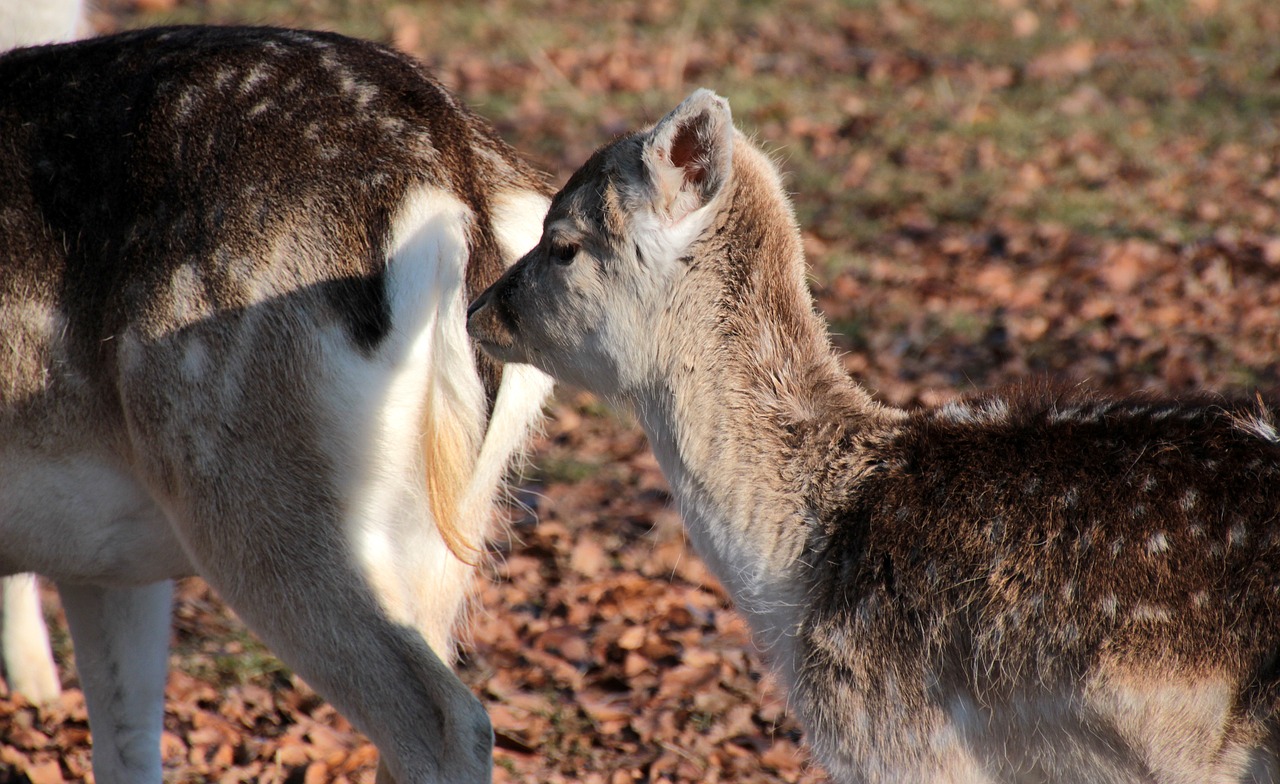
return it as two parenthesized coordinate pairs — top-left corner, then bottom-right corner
(469, 90), (1280, 783)
(0, 26), (552, 783)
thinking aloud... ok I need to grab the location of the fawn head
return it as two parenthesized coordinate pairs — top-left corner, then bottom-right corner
(467, 89), (735, 395)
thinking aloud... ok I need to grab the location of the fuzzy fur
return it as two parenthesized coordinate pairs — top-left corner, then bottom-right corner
(469, 90), (1280, 783)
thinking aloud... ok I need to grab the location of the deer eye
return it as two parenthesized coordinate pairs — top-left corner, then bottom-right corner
(549, 240), (579, 265)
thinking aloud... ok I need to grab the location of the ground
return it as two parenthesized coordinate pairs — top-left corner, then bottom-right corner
(2, 0), (1279, 781)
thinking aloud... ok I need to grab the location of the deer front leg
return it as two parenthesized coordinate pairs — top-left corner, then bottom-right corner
(57, 580), (173, 784)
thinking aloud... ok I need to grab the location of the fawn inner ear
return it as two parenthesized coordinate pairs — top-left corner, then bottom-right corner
(669, 117), (708, 186)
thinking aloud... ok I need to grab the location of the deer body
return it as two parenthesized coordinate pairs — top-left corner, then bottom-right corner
(468, 90), (1280, 783)
(1, 26), (552, 783)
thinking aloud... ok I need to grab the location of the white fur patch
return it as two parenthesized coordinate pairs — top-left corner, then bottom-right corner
(331, 185), (551, 655)
(490, 189), (550, 262)
(631, 200), (719, 272)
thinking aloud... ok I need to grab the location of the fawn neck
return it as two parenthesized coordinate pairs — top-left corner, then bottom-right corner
(629, 145), (892, 665)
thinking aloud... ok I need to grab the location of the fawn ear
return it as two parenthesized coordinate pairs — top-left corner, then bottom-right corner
(642, 89), (734, 224)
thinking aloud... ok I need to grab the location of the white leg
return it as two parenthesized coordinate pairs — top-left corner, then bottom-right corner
(1, 573), (61, 703)
(57, 580), (172, 784)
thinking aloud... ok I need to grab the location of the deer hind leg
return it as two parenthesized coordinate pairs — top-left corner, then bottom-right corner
(56, 580), (172, 784)
(1, 573), (60, 703)
(117, 330), (491, 775)
(152, 480), (493, 784)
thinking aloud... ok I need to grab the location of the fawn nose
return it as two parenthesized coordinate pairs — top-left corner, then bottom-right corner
(466, 287), (492, 322)
(466, 284), (515, 350)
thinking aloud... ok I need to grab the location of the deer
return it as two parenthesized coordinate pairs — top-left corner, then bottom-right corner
(0, 25), (553, 783)
(467, 89), (1280, 783)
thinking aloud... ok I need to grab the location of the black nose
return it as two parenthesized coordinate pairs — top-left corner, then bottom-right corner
(467, 287), (493, 320)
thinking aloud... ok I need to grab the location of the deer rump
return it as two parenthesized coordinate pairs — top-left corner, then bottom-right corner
(0, 25), (550, 784)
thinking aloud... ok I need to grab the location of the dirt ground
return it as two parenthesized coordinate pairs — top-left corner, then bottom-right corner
(2, 0), (1279, 781)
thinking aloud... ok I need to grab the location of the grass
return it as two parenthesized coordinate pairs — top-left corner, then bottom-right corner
(113, 0), (1279, 263)
(175, 628), (292, 689)
(531, 455), (602, 484)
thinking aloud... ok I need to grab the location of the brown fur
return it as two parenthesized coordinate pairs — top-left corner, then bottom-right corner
(469, 90), (1280, 783)
(2, 26), (552, 783)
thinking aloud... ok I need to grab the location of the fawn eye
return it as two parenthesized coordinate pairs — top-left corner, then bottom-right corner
(549, 240), (579, 265)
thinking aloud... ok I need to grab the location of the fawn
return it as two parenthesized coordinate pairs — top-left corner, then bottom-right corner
(0, 25), (553, 783)
(468, 90), (1280, 783)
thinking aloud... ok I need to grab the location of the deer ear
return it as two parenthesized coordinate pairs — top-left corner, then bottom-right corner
(642, 89), (734, 224)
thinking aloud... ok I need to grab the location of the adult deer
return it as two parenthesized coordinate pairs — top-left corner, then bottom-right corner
(468, 90), (1280, 782)
(1, 25), (552, 783)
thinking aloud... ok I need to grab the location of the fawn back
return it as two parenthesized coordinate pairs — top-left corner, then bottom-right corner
(469, 90), (1280, 783)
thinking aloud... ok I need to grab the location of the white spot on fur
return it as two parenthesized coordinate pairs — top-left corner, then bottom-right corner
(1228, 522), (1248, 548)
(378, 116), (407, 134)
(938, 399), (1009, 425)
(1146, 531), (1168, 555)
(174, 86), (202, 121)
(239, 64), (271, 94)
(1048, 404), (1086, 423)
(1099, 595), (1118, 617)
(1132, 603), (1171, 623)
(630, 200), (720, 274)
(212, 68), (235, 91)
(1180, 488), (1199, 512)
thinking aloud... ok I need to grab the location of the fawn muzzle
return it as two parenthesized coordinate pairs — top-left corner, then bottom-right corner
(467, 276), (518, 358)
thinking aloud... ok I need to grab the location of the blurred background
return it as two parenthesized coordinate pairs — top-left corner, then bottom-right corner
(5, 1), (1280, 782)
